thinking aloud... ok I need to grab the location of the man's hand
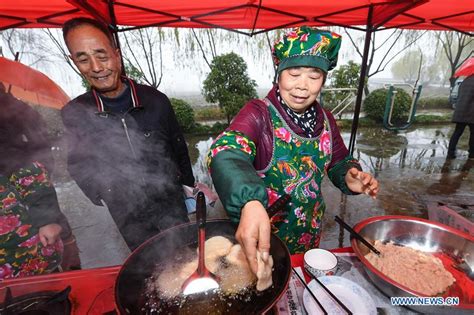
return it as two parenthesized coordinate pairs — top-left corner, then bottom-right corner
(235, 200), (271, 274)
(39, 223), (63, 246)
(345, 167), (379, 198)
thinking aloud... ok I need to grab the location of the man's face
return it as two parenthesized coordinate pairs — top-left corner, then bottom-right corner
(66, 25), (123, 98)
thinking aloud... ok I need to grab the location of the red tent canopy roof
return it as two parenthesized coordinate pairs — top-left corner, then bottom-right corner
(0, 0), (472, 34)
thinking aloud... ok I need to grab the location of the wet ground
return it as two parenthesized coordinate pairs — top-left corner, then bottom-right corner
(51, 124), (473, 269)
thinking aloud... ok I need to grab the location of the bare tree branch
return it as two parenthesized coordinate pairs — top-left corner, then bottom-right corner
(192, 29), (212, 69)
(206, 29), (217, 59)
(413, 49), (422, 88)
(436, 31), (473, 86)
(371, 30), (404, 75)
(157, 29), (164, 87)
(122, 31), (151, 86)
(344, 29), (363, 59)
(373, 30), (427, 76)
(141, 29), (156, 87)
(42, 29), (82, 78)
(375, 29), (398, 50)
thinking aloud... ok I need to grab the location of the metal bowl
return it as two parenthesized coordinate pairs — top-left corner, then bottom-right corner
(351, 215), (474, 314)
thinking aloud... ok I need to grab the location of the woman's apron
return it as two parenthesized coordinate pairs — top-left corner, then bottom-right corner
(258, 98), (332, 254)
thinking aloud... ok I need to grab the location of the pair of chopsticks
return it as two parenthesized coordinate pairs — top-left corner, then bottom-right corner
(292, 267), (353, 315)
(335, 215), (380, 256)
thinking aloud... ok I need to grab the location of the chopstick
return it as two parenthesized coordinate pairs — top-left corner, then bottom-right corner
(335, 215), (381, 256)
(291, 267), (327, 315)
(267, 194), (291, 218)
(311, 275), (353, 315)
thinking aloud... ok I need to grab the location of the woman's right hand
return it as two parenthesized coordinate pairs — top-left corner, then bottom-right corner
(235, 200), (271, 274)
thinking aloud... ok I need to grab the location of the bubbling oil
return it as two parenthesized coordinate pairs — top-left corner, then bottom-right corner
(141, 240), (273, 314)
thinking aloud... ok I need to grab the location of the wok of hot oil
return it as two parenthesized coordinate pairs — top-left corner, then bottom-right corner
(142, 245), (271, 314)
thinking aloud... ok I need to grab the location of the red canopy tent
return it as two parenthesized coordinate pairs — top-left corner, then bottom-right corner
(0, 1), (472, 33)
(1, 0), (472, 152)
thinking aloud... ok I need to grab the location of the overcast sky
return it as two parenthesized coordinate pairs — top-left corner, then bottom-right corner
(1, 27), (424, 100)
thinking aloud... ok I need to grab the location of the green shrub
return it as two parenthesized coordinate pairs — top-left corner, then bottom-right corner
(364, 88), (411, 123)
(170, 98), (195, 132)
(195, 106), (226, 121)
(209, 122), (228, 133)
(203, 52), (257, 123)
(191, 122), (228, 135)
(323, 60), (362, 110)
(417, 97), (450, 109)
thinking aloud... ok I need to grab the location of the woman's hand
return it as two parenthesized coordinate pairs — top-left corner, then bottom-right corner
(345, 167), (379, 198)
(39, 223), (63, 246)
(235, 200), (271, 274)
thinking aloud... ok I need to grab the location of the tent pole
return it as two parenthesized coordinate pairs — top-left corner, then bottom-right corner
(348, 5), (373, 154)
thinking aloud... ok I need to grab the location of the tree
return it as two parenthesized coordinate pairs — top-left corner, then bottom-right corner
(344, 29), (427, 95)
(330, 60), (361, 88)
(1, 29), (51, 67)
(169, 98), (195, 132)
(124, 63), (147, 84)
(43, 29), (83, 79)
(428, 52), (451, 87)
(324, 61), (361, 110)
(435, 32), (473, 89)
(202, 52), (257, 123)
(120, 28), (164, 89)
(391, 50), (424, 83)
(177, 28), (277, 79)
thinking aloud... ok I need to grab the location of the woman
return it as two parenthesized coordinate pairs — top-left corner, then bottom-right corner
(0, 85), (65, 279)
(207, 26), (378, 273)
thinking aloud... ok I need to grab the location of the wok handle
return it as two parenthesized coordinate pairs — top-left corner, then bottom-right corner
(196, 191), (206, 274)
(267, 194), (291, 218)
(334, 215), (381, 256)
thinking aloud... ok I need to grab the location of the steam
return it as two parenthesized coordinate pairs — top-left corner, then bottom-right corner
(0, 89), (55, 174)
(192, 137), (215, 188)
(64, 112), (188, 250)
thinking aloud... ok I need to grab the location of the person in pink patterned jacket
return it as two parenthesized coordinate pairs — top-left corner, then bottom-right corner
(207, 27), (378, 274)
(0, 84), (70, 279)
(0, 162), (64, 280)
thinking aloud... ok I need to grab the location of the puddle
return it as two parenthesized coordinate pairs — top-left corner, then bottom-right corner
(189, 125), (473, 248)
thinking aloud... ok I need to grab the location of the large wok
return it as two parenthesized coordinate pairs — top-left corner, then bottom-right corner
(115, 219), (291, 314)
(351, 215), (474, 314)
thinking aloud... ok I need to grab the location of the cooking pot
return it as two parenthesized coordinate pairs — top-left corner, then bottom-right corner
(115, 219), (291, 314)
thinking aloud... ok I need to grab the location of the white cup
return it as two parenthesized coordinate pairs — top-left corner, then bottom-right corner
(304, 248), (338, 278)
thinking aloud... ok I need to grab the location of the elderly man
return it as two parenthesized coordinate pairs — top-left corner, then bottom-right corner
(61, 18), (195, 250)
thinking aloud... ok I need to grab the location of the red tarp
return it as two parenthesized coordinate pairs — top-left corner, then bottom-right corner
(0, 0), (472, 33)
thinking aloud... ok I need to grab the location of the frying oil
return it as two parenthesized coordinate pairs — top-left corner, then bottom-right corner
(141, 239), (274, 314)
